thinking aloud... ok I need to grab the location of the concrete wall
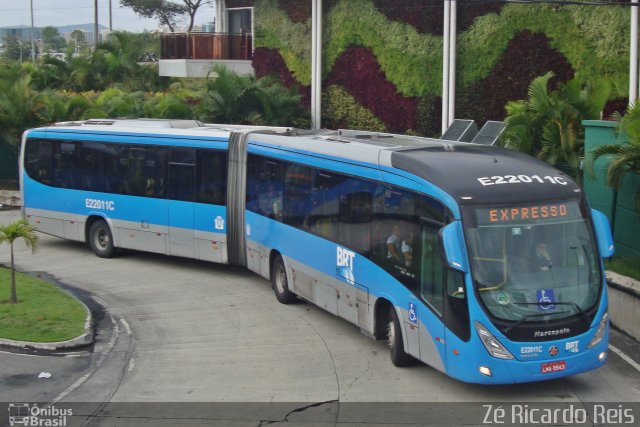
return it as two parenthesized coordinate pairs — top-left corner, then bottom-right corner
(607, 271), (640, 342)
(0, 190), (21, 207)
(159, 59), (253, 78)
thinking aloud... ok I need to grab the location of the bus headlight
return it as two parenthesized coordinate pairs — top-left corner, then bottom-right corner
(474, 321), (514, 360)
(588, 312), (608, 349)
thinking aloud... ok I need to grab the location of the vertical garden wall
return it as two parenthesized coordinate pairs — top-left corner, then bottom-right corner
(251, 0), (630, 135)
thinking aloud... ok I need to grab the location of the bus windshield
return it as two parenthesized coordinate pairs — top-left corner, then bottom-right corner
(464, 200), (601, 322)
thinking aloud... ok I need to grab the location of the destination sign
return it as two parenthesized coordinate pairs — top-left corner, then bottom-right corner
(476, 202), (582, 226)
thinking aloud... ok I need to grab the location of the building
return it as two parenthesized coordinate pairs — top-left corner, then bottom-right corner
(159, 0), (254, 78)
(159, 1), (630, 134)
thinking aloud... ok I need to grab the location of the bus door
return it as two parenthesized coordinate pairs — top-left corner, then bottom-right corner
(417, 219), (448, 371)
(168, 155), (196, 258)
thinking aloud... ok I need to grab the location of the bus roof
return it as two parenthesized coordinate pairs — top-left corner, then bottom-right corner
(36, 119), (580, 205)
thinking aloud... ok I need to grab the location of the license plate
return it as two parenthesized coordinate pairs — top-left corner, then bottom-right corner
(541, 361), (566, 374)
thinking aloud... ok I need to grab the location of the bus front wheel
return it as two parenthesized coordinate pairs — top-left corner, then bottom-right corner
(89, 220), (115, 258)
(271, 255), (296, 304)
(388, 307), (413, 367)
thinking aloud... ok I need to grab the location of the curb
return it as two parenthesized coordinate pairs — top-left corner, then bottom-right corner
(605, 270), (640, 343)
(606, 270), (640, 299)
(0, 190), (21, 207)
(0, 274), (95, 351)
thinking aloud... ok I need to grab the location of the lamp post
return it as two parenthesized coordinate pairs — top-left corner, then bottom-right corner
(441, 0), (457, 134)
(30, 0), (36, 63)
(94, 0), (99, 49)
(311, 0), (323, 130)
(631, 0), (638, 106)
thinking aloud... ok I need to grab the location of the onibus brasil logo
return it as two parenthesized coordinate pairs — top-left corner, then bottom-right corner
(8, 403), (72, 427)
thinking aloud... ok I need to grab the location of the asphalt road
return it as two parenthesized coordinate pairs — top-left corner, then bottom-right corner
(1, 208), (639, 426)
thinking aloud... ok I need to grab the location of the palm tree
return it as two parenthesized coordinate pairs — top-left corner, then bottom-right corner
(502, 72), (610, 181)
(0, 74), (48, 154)
(0, 219), (37, 304)
(199, 65), (305, 126)
(587, 103), (640, 210)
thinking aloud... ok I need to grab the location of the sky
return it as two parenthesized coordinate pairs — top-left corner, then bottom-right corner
(0, 0), (217, 32)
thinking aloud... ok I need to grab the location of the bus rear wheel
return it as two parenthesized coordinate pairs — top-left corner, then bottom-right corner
(271, 255), (296, 304)
(89, 220), (115, 258)
(388, 307), (413, 367)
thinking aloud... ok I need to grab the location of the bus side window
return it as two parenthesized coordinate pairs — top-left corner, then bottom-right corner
(81, 141), (118, 193)
(445, 268), (471, 341)
(168, 163), (195, 201)
(54, 142), (81, 189)
(196, 150), (227, 205)
(246, 155), (285, 221)
(283, 163), (313, 229)
(25, 139), (53, 185)
(309, 170), (344, 242)
(338, 178), (376, 256)
(372, 187), (421, 291)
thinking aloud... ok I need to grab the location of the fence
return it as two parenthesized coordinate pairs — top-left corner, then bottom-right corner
(161, 33), (253, 61)
(583, 120), (640, 258)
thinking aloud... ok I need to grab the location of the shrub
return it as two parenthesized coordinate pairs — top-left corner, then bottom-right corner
(323, 85), (386, 131)
(456, 31), (574, 125)
(502, 72), (610, 182)
(325, 45), (419, 133)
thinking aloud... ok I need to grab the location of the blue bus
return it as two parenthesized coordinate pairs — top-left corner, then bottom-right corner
(20, 119), (614, 384)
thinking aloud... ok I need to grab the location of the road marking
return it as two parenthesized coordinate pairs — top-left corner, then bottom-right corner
(609, 344), (640, 373)
(0, 350), (43, 357)
(50, 315), (120, 404)
(120, 318), (132, 335)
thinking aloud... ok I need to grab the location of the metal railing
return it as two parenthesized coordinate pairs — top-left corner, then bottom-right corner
(160, 32), (253, 61)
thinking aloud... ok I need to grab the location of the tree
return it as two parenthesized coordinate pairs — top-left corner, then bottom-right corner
(41, 26), (66, 52)
(198, 65), (305, 126)
(0, 219), (37, 304)
(0, 74), (49, 153)
(68, 29), (88, 55)
(2, 36), (20, 61)
(501, 72), (610, 181)
(121, 0), (212, 32)
(587, 103), (640, 211)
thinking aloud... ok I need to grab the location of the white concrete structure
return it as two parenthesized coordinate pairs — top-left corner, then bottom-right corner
(158, 0), (254, 78)
(159, 58), (253, 78)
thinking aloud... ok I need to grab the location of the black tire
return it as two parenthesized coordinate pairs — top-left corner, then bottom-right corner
(388, 307), (414, 367)
(89, 220), (115, 258)
(271, 255), (297, 304)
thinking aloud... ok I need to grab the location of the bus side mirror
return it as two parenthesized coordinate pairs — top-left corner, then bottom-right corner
(441, 221), (469, 274)
(591, 209), (614, 258)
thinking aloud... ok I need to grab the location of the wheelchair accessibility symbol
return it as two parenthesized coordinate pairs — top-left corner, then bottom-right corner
(408, 303), (418, 324)
(536, 289), (556, 311)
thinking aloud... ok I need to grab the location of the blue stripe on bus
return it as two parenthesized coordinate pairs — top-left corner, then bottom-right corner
(36, 131), (229, 149)
(24, 176), (227, 233)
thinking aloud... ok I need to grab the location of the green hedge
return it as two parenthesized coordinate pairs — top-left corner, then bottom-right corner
(255, 0), (629, 98)
(322, 85), (386, 131)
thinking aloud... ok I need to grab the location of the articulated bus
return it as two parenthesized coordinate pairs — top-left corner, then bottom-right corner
(20, 119), (614, 384)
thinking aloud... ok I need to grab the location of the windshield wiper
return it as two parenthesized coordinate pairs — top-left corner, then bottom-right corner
(551, 302), (591, 326)
(511, 301), (591, 325)
(510, 301), (590, 326)
(503, 310), (570, 334)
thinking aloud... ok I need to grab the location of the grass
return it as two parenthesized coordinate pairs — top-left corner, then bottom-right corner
(605, 257), (640, 283)
(0, 267), (87, 342)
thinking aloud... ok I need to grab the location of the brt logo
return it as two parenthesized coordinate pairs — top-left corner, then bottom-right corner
(337, 247), (355, 285)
